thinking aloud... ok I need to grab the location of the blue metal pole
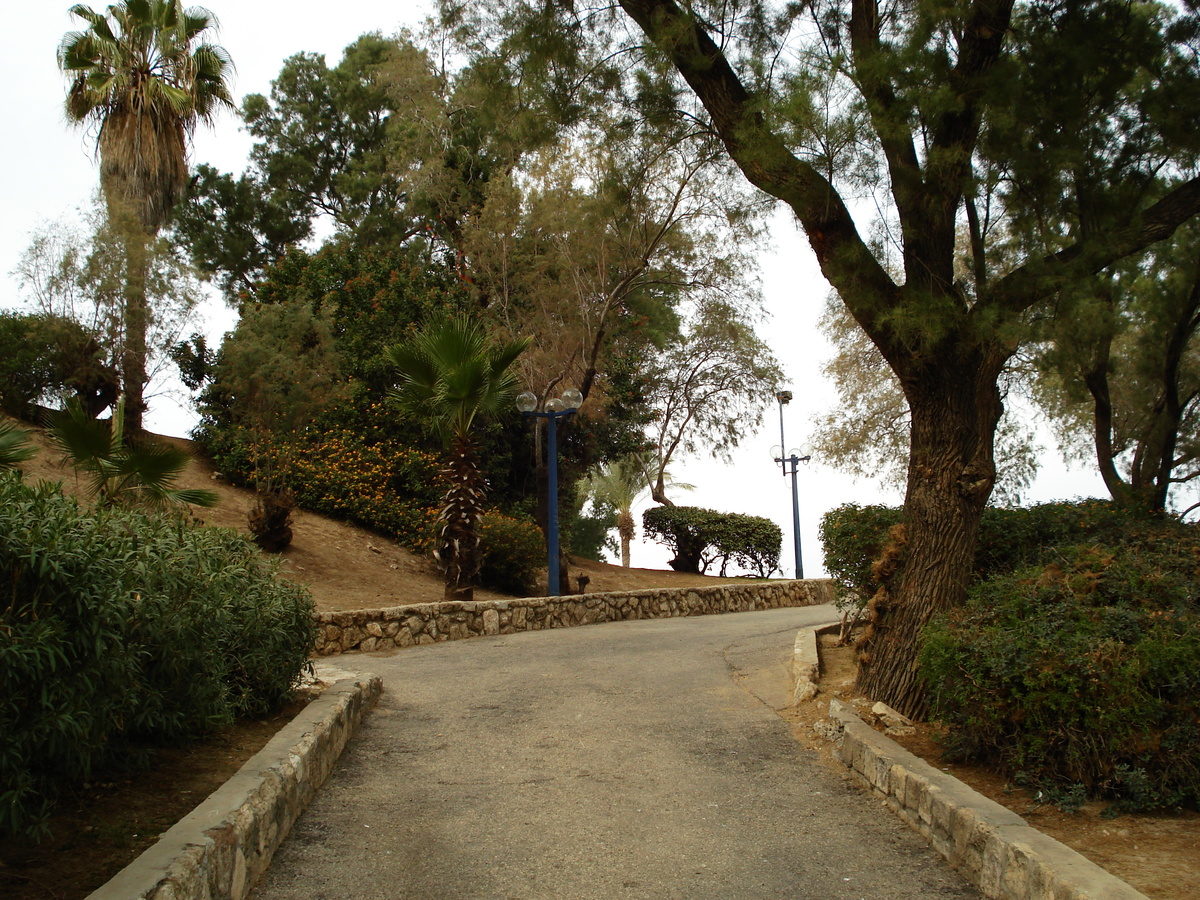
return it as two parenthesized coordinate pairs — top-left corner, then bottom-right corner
(546, 412), (560, 597)
(789, 455), (803, 579)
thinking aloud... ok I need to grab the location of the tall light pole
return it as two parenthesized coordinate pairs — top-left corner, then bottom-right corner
(771, 390), (811, 579)
(517, 388), (583, 596)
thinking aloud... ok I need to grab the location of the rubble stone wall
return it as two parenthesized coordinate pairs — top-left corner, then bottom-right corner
(314, 579), (834, 656)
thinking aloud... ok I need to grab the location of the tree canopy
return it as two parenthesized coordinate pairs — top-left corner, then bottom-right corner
(453, 0), (1200, 715)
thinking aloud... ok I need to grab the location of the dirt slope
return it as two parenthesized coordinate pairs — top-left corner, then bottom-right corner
(11, 423), (758, 611)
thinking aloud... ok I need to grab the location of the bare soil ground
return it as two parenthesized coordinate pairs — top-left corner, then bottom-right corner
(782, 633), (1200, 900)
(3, 424), (1196, 898)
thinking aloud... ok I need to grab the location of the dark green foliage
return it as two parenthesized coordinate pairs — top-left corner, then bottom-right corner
(0, 422), (36, 471)
(0, 312), (119, 420)
(565, 497), (619, 562)
(479, 513), (545, 595)
(921, 520), (1200, 811)
(168, 332), (216, 392)
(818, 503), (906, 602)
(642, 505), (781, 577)
(0, 475), (315, 839)
(819, 500), (1143, 602)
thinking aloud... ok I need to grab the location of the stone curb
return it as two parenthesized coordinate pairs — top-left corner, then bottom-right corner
(793, 625), (1149, 900)
(790, 621), (841, 704)
(87, 663), (383, 900)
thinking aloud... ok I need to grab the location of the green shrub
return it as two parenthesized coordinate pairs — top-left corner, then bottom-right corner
(642, 505), (781, 576)
(0, 474), (315, 839)
(920, 522), (1200, 811)
(479, 512), (544, 595)
(819, 499), (1148, 603)
(818, 503), (904, 599)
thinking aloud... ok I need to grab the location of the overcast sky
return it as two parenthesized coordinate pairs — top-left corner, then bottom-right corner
(1, 1), (1112, 575)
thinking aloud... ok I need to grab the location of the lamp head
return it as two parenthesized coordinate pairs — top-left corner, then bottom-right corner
(776, 389), (793, 405)
(516, 391), (537, 413)
(561, 388), (583, 411)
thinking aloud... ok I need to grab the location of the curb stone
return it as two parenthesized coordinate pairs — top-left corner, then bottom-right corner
(87, 662), (382, 900)
(793, 625), (1150, 900)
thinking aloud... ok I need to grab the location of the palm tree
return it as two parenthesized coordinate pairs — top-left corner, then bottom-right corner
(578, 453), (693, 567)
(59, 1), (233, 431)
(386, 318), (530, 601)
(46, 397), (217, 509)
(578, 457), (642, 568)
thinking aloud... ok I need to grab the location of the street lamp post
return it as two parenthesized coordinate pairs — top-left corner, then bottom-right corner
(771, 390), (812, 579)
(517, 388), (583, 596)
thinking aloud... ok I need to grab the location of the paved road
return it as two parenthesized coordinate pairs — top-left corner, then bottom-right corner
(252, 605), (979, 900)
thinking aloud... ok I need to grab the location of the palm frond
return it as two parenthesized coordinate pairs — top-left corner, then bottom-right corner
(0, 421), (37, 471)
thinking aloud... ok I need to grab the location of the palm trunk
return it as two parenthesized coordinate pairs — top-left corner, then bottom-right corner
(438, 434), (485, 601)
(121, 229), (149, 433)
(617, 510), (634, 568)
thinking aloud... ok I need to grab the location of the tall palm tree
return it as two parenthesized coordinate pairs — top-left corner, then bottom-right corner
(386, 318), (530, 601)
(59, 1), (233, 431)
(578, 456), (643, 568)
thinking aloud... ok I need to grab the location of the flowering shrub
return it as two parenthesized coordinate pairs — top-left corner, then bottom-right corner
(203, 425), (443, 550)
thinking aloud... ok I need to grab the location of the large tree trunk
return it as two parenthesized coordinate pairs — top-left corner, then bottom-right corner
(855, 346), (1006, 718)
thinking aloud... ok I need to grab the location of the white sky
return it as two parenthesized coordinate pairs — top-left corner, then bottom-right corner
(1, 1), (1112, 576)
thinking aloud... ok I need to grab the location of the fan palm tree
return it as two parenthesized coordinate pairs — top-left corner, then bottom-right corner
(386, 318), (530, 601)
(59, 1), (234, 431)
(46, 397), (217, 509)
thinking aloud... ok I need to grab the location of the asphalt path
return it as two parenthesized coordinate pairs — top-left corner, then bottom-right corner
(252, 605), (980, 900)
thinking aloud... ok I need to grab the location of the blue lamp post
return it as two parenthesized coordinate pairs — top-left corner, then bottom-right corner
(517, 387), (583, 596)
(771, 390), (812, 579)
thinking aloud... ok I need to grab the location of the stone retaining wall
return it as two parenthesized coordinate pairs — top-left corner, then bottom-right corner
(315, 578), (833, 656)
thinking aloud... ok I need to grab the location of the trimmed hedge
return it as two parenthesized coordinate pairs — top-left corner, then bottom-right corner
(0, 474), (316, 839)
(922, 521), (1200, 811)
(642, 505), (781, 576)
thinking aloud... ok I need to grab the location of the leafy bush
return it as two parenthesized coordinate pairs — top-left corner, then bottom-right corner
(479, 512), (544, 595)
(819, 499), (1147, 603)
(0, 474), (315, 839)
(642, 505), (781, 576)
(819, 503), (905, 598)
(920, 520), (1200, 811)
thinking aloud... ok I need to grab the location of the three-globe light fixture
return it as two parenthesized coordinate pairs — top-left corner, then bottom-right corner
(516, 388), (584, 596)
(771, 390), (812, 579)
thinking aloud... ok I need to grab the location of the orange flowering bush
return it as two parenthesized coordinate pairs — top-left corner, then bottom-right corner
(205, 426), (443, 550)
